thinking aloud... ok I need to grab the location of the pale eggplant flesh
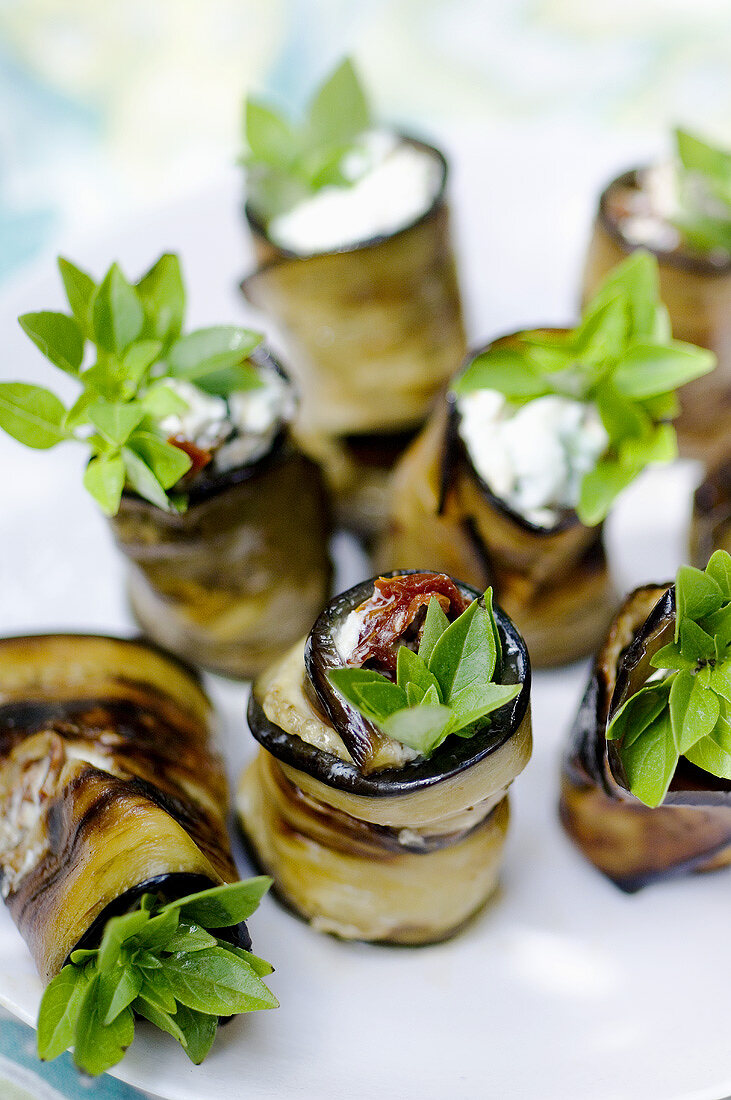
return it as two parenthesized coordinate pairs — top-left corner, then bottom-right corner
(560, 586), (731, 891)
(0, 634), (247, 983)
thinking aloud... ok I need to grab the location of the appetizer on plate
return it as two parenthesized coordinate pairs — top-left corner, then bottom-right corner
(238, 571), (531, 944)
(378, 251), (716, 666)
(0, 633), (277, 1076)
(582, 128), (731, 461)
(0, 254), (331, 678)
(560, 552), (731, 890)
(240, 59), (466, 538)
(692, 460), (731, 568)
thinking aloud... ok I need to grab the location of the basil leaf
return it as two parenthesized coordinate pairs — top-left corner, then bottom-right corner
(705, 549), (731, 596)
(381, 704), (454, 758)
(73, 974), (135, 1076)
(98, 908), (150, 972)
(576, 457), (638, 526)
(134, 996), (186, 1046)
(165, 923), (219, 954)
(122, 446), (171, 510)
(246, 99), (298, 169)
(141, 381), (189, 418)
(88, 398), (146, 446)
(618, 708), (679, 808)
(120, 340), (163, 396)
(351, 679), (408, 723)
(0, 382), (69, 449)
(215, 943), (274, 977)
(448, 682), (521, 733)
(168, 326), (262, 375)
(163, 948), (278, 1014)
(191, 362), (263, 398)
(684, 704), (731, 780)
(429, 597), (497, 703)
(138, 971), (177, 1013)
(418, 597), (450, 663)
(92, 263), (144, 355)
(328, 666), (395, 714)
(679, 618), (716, 663)
(452, 348), (548, 400)
(127, 432), (192, 489)
(618, 422), (677, 468)
(83, 452), (126, 516)
(594, 380), (651, 443)
(607, 680), (671, 744)
(709, 660), (731, 703)
(18, 311), (84, 375)
(675, 565), (724, 639)
(669, 670), (721, 753)
(572, 294), (629, 363)
(174, 1004), (218, 1064)
(307, 58), (369, 148)
(650, 642), (696, 672)
(396, 646), (441, 701)
(160, 877), (272, 927)
(37, 964), (89, 1061)
(675, 127), (731, 185)
(613, 340), (715, 398)
(57, 256), (96, 337)
(136, 253), (185, 345)
(104, 966), (143, 1026)
(132, 906), (180, 951)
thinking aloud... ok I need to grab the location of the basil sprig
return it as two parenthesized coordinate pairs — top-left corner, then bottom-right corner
(453, 251), (715, 526)
(329, 589), (521, 758)
(0, 254), (263, 515)
(673, 127), (731, 254)
(244, 58), (371, 223)
(37, 877), (277, 1077)
(607, 550), (731, 808)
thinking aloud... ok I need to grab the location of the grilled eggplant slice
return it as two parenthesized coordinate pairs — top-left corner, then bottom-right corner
(238, 572), (532, 944)
(0, 633), (276, 1073)
(109, 347), (332, 679)
(240, 137), (466, 538)
(583, 168), (731, 463)
(560, 587), (731, 890)
(377, 336), (616, 667)
(692, 460), (731, 568)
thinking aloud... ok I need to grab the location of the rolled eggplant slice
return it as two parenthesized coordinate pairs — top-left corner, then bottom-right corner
(0, 633), (241, 982)
(241, 137), (466, 537)
(560, 587), (731, 891)
(691, 460), (731, 568)
(377, 343), (616, 668)
(109, 348), (332, 679)
(238, 572), (532, 944)
(582, 169), (731, 462)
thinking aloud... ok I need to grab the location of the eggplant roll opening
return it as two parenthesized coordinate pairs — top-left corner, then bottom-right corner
(0, 634), (245, 983)
(240, 137), (466, 538)
(583, 168), (731, 463)
(559, 587), (731, 891)
(377, 340), (616, 668)
(238, 573), (532, 945)
(109, 346), (332, 679)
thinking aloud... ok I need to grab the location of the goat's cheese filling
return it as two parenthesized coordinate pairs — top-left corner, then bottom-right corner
(457, 390), (609, 528)
(159, 372), (293, 474)
(267, 130), (443, 254)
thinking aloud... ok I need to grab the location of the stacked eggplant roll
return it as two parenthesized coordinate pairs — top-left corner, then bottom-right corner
(379, 252), (716, 666)
(239, 571), (531, 944)
(0, 253), (331, 680)
(0, 634), (276, 1075)
(583, 128), (731, 462)
(241, 59), (465, 538)
(560, 552), (731, 890)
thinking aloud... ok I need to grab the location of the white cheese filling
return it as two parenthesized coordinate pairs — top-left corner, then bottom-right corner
(333, 609), (366, 664)
(159, 372), (293, 473)
(266, 130), (443, 254)
(457, 390), (609, 528)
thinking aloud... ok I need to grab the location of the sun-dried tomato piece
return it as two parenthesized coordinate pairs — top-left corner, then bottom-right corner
(349, 572), (468, 672)
(167, 436), (212, 477)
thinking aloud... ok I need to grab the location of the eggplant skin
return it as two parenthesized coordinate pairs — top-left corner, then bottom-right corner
(560, 587), (731, 890)
(0, 634), (242, 982)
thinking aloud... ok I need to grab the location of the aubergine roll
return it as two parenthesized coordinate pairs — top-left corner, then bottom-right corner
(240, 59), (465, 538)
(691, 460), (731, 568)
(582, 128), (731, 462)
(0, 634), (276, 1076)
(560, 552), (731, 891)
(379, 252), (716, 667)
(238, 571), (531, 944)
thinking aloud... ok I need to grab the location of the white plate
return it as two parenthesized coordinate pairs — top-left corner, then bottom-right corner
(0, 135), (729, 1100)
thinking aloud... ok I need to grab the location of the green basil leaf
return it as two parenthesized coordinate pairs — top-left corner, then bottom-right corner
(572, 293), (629, 363)
(675, 127), (731, 186)
(576, 457), (638, 526)
(618, 422), (677, 468)
(428, 597), (497, 703)
(65, 389), (97, 431)
(684, 703), (731, 780)
(448, 682), (521, 734)
(136, 253), (185, 345)
(0, 382), (69, 449)
(168, 326), (262, 375)
(650, 642), (696, 672)
(607, 680), (672, 744)
(138, 970), (177, 1013)
(98, 909), (151, 972)
(417, 596), (450, 663)
(18, 311), (84, 375)
(134, 995), (186, 1046)
(215, 943), (274, 977)
(122, 446), (171, 510)
(190, 362), (263, 398)
(88, 398), (146, 446)
(452, 348), (548, 400)
(246, 99), (298, 169)
(165, 923), (219, 954)
(591, 250), (659, 340)
(162, 947), (278, 1014)
(307, 58), (369, 148)
(594, 380), (651, 443)
(57, 256), (96, 337)
(709, 660), (731, 703)
(83, 452), (126, 516)
(73, 974), (135, 1076)
(92, 263), (144, 355)
(351, 679), (408, 723)
(396, 646), (442, 701)
(705, 549), (731, 596)
(127, 432), (192, 489)
(328, 667), (396, 719)
(161, 877), (272, 927)
(37, 964), (89, 1062)
(618, 707), (679, 808)
(674, 212), (731, 253)
(173, 1004), (218, 1065)
(675, 564), (724, 639)
(120, 340), (163, 396)
(140, 381), (189, 419)
(679, 618), (716, 663)
(669, 669), (721, 753)
(104, 966), (143, 1025)
(613, 340), (715, 398)
(132, 907), (180, 951)
(381, 704), (454, 757)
